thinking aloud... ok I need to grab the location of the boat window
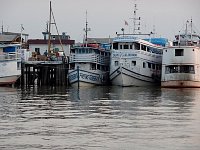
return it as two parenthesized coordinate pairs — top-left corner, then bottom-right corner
(90, 63), (96, 70)
(120, 45), (123, 49)
(143, 62), (146, 68)
(115, 61), (119, 66)
(175, 49), (184, 56)
(165, 65), (195, 74)
(180, 65), (195, 73)
(152, 64), (155, 69)
(17, 62), (21, 70)
(35, 48), (40, 55)
(130, 45), (133, 49)
(97, 64), (100, 70)
(70, 63), (75, 70)
(124, 44), (129, 49)
(113, 42), (118, 50)
(141, 45), (146, 51)
(134, 43), (140, 50)
(148, 62), (151, 68)
(71, 49), (75, 53)
(132, 61), (136, 66)
(165, 65), (179, 73)
(147, 47), (150, 52)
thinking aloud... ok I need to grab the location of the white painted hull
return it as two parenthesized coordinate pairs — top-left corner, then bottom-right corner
(0, 60), (21, 85)
(110, 67), (160, 86)
(161, 45), (200, 88)
(0, 75), (21, 85)
(69, 81), (96, 87)
(109, 41), (163, 87)
(161, 80), (200, 88)
(68, 69), (109, 87)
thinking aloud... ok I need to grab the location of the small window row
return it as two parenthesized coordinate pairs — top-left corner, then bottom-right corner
(165, 65), (194, 74)
(113, 42), (162, 54)
(114, 60), (160, 70)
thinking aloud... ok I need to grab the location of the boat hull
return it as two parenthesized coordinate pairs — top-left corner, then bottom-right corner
(161, 45), (200, 88)
(110, 67), (160, 87)
(0, 75), (21, 85)
(161, 80), (200, 88)
(0, 60), (21, 86)
(68, 69), (109, 87)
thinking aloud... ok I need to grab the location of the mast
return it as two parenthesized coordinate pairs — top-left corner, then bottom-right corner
(20, 24), (23, 48)
(190, 18), (193, 42)
(130, 2), (140, 34)
(47, 1), (64, 55)
(85, 11), (88, 46)
(47, 1), (52, 55)
(1, 21), (3, 34)
(84, 11), (91, 47)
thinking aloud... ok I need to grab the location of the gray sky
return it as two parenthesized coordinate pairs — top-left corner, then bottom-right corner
(0, 0), (200, 42)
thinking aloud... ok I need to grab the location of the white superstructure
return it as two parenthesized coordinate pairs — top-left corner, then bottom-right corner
(0, 44), (21, 85)
(68, 44), (110, 87)
(161, 20), (200, 88)
(110, 36), (164, 86)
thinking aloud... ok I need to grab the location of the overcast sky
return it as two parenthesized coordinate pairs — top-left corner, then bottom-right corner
(0, 0), (200, 42)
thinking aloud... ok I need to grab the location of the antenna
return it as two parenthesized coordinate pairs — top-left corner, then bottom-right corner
(83, 10), (91, 47)
(185, 20), (188, 35)
(1, 21), (3, 34)
(46, 21), (48, 32)
(85, 10), (88, 46)
(190, 18), (193, 41)
(130, 1), (141, 34)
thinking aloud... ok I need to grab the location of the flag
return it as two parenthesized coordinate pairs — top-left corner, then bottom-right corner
(125, 20), (128, 26)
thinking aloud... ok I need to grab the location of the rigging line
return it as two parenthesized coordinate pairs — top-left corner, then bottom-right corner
(51, 9), (64, 52)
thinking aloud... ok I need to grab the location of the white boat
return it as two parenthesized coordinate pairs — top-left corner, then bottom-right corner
(68, 44), (110, 87)
(109, 3), (167, 87)
(110, 36), (165, 86)
(161, 20), (200, 88)
(0, 44), (21, 85)
(68, 11), (110, 87)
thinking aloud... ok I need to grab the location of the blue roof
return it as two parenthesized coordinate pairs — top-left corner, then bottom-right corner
(143, 38), (168, 47)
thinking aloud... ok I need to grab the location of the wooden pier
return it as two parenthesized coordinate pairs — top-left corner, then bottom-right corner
(20, 61), (68, 87)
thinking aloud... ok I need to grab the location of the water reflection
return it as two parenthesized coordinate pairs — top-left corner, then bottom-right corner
(0, 86), (199, 150)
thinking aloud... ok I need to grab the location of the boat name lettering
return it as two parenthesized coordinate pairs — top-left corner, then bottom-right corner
(112, 53), (137, 57)
(80, 73), (100, 81)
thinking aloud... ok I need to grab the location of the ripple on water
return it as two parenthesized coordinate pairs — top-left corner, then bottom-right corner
(0, 86), (200, 150)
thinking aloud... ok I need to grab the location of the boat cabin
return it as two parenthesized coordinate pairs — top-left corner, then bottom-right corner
(173, 34), (200, 46)
(69, 45), (110, 72)
(112, 39), (163, 54)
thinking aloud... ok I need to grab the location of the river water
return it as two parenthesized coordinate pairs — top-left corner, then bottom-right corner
(0, 86), (200, 150)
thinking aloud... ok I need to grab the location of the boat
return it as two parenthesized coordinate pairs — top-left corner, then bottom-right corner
(68, 44), (110, 87)
(109, 3), (166, 86)
(0, 44), (21, 85)
(161, 19), (200, 88)
(110, 36), (165, 86)
(68, 12), (110, 87)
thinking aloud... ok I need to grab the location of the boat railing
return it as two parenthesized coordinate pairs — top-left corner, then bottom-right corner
(70, 53), (109, 65)
(0, 52), (21, 61)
